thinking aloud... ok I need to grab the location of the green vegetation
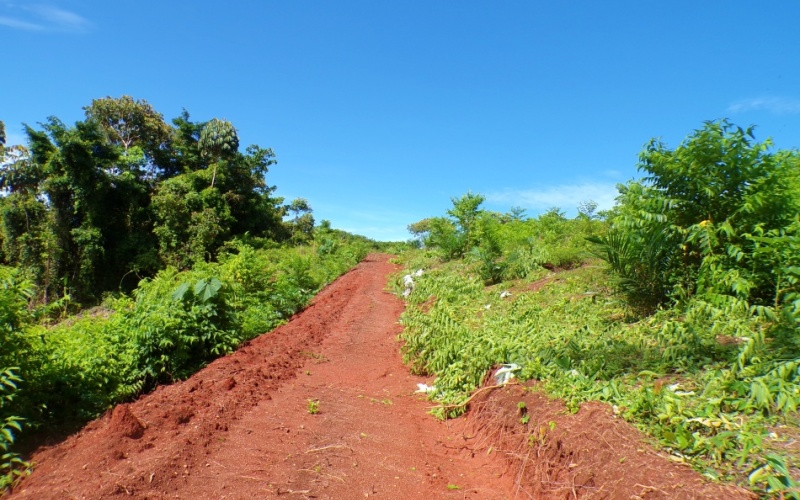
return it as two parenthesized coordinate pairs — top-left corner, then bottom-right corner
(0, 368), (28, 491)
(0, 98), (397, 491)
(396, 121), (800, 497)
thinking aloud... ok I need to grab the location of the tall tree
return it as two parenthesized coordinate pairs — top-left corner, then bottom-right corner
(285, 198), (315, 243)
(22, 118), (117, 302)
(198, 118), (239, 188)
(84, 95), (173, 181)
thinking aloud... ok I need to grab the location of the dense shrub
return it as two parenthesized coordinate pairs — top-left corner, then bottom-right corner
(592, 120), (800, 313)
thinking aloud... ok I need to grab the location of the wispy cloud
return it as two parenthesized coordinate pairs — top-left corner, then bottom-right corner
(728, 97), (800, 115)
(487, 181), (620, 215)
(29, 5), (90, 31)
(0, 3), (90, 33)
(0, 15), (43, 30)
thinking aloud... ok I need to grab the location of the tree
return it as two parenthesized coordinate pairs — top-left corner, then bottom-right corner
(199, 118), (239, 188)
(22, 118), (123, 302)
(1, 99), (287, 304)
(152, 140), (283, 267)
(508, 206), (527, 221)
(84, 96), (173, 183)
(447, 192), (485, 240)
(84, 96), (171, 153)
(407, 218), (432, 244)
(285, 198), (315, 243)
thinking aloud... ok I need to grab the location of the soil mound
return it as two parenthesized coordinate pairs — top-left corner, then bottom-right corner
(106, 404), (146, 440)
(466, 382), (754, 499)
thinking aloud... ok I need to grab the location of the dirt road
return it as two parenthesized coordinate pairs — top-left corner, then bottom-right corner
(10, 254), (753, 499)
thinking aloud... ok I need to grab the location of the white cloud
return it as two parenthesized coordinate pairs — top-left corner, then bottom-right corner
(0, 15), (43, 30)
(0, 3), (90, 33)
(728, 97), (800, 115)
(29, 5), (90, 32)
(486, 181), (620, 216)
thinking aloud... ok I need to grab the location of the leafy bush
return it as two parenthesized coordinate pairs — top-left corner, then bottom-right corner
(0, 368), (29, 492)
(24, 314), (139, 425)
(410, 194), (604, 286)
(594, 120), (800, 313)
(119, 270), (238, 389)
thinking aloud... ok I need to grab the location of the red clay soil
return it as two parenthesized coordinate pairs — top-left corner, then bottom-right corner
(9, 254), (753, 499)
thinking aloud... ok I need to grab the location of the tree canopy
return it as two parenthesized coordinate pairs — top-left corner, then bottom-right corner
(0, 97), (295, 305)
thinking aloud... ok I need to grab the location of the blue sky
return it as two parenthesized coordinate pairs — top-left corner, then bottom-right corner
(3, 1), (800, 241)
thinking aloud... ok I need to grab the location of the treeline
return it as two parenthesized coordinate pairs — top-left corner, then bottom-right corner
(407, 191), (604, 284)
(0, 96), (315, 306)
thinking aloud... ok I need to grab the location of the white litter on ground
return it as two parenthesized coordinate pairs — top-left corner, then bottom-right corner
(402, 273), (416, 298)
(493, 363), (521, 385)
(499, 290), (512, 299)
(415, 383), (437, 394)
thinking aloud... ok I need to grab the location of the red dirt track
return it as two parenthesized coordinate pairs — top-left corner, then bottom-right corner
(10, 254), (753, 499)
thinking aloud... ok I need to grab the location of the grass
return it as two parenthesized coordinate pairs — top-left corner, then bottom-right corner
(392, 249), (800, 496)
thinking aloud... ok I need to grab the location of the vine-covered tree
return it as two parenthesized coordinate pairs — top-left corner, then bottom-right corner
(0, 98), (288, 305)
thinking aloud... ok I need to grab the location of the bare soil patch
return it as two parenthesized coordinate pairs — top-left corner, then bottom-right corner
(465, 382), (753, 499)
(9, 254), (753, 499)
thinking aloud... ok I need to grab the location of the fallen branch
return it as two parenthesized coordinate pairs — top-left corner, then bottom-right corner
(429, 383), (508, 411)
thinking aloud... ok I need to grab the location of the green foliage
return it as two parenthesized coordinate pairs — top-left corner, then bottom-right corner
(749, 454), (800, 499)
(0, 368), (29, 492)
(414, 193), (603, 284)
(84, 95), (171, 158)
(394, 125), (800, 494)
(395, 250), (800, 488)
(587, 211), (678, 314)
(594, 120), (800, 312)
(198, 118), (239, 188)
(286, 199), (316, 244)
(25, 313), (139, 425)
(120, 270), (237, 388)
(1, 235), (372, 435)
(1, 98), (288, 306)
